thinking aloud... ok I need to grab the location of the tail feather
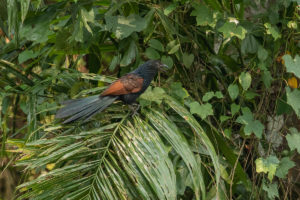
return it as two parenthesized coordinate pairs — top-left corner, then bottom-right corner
(56, 95), (100, 118)
(56, 95), (118, 124)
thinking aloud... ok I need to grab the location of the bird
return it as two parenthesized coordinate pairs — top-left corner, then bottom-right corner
(55, 60), (168, 123)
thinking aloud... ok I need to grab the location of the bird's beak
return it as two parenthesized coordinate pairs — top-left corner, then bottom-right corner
(159, 63), (169, 72)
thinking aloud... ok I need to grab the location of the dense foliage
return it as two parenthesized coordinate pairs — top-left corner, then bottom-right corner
(1, 0), (300, 199)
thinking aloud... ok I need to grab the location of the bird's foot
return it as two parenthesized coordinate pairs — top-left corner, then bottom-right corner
(129, 103), (140, 117)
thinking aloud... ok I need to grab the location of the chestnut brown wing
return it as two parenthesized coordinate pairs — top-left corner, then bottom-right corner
(101, 74), (144, 96)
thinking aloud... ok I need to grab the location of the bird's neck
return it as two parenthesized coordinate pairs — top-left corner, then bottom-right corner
(134, 65), (158, 80)
(133, 66), (158, 92)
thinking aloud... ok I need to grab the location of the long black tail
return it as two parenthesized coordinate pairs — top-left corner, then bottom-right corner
(56, 95), (118, 124)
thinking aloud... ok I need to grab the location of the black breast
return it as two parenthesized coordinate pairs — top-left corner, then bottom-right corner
(120, 93), (141, 104)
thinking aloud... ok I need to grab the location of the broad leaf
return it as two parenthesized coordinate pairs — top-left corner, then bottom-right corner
(264, 23), (281, 40)
(105, 14), (147, 39)
(218, 22), (247, 40)
(149, 39), (164, 52)
(182, 53), (194, 68)
(286, 87), (300, 117)
(258, 46), (268, 61)
(262, 182), (279, 199)
(236, 107), (264, 138)
(191, 4), (215, 27)
(239, 72), (252, 91)
(275, 157), (295, 178)
(145, 47), (160, 60)
(255, 156), (279, 181)
(286, 127), (300, 153)
(283, 54), (300, 79)
(228, 84), (239, 100)
(161, 56), (173, 68)
(190, 101), (213, 120)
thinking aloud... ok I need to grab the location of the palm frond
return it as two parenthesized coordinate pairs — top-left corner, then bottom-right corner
(16, 94), (222, 199)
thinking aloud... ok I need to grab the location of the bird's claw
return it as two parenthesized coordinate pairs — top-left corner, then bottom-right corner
(129, 103), (140, 117)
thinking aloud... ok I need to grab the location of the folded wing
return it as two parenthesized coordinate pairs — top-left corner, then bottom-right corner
(101, 74), (144, 96)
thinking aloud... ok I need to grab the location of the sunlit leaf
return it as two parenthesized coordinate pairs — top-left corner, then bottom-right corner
(255, 156), (279, 181)
(239, 72), (252, 90)
(264, 23), (281, 40)
(218, 22), (247, 40)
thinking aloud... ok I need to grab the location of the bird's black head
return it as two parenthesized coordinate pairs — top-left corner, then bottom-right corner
(147, 60), (169, 71)
(133, 60), (169, 77)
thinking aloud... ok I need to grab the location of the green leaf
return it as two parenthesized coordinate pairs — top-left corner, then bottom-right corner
(190, 101), (213, 120)
(20, 0), (30, 22)
(109, 55), (121, 71)
(258, 46), (268, 61)
(262, 182), (279, 199)
(120, 41), (137, 66)
(286, 127), (300, 153)
(228, 84), (239, 100)
(215, 91), (224, 99)
(165, 95), (221, 189)
(18, 50), (39, 64)
(262, 70), (273, 88)
(275, 157), (295, 178)
(191, 4), (215, 27)
(145, 47), (160, 60)
(1, 96), (11, 114)
(105, 14), (147, 39)
(239, 72), (252, 90)
(139, 87), (166, 106)
(168, 44), (180, 54)
(203, 92), (215, 102)
(286, 87), (300, 117)
(164, 3), (178, 16)
(244, 91), (259, 100)
(236, 107), (264, 138)
(220, 115), (230, 123)
(161, 56), (173, 68)
(202, 91), (223, 102)
(218, 22), (247, 40)
(156, 10), (178, 37)
(224, 129), (231, 138)
(146, 110), (204, 200)
(283, 54), (300, 79)
(169, 82), (189, 101)
(20, 21), (54, 43)
(182, 53), (194, 68)
(241, 34), (259, 54)
(231, 103), (240, 115)
(166, 40), (177, 52)
(264, 23), (281, 40)
(148, 39), (164, 52)
(81, 8), (95, 34)
(255, 156), (279, 181)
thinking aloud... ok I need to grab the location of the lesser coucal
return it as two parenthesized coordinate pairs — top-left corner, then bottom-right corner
(56, 60), (168, 123)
